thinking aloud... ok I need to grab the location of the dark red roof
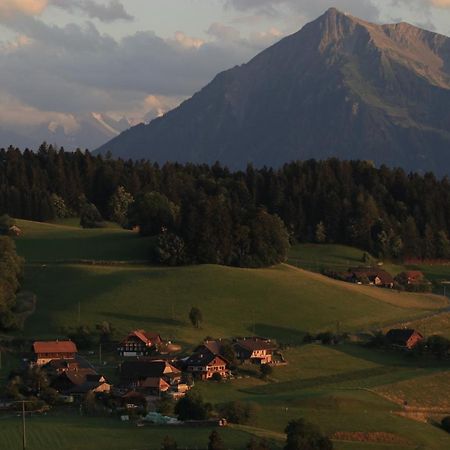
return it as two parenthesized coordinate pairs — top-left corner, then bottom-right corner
(121, 330), (162, 346)
(234, 337), (276, 352)
(33, 341), (77, 354)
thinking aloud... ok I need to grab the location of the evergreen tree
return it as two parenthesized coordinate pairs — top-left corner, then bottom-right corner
(189, 307), (202, 328)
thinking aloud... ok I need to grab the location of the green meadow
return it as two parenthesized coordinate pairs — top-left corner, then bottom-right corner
(289, 243), (450, 293)
(6, 220), (450, 450)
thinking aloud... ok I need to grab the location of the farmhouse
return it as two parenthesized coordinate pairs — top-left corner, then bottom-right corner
(51, 368), (110, 396)
(8, 225), (22, 237)
(118, 330), (162, 357)
(119, 360), (185, 395)
(233, 337), (276, 365)
(348, 268), (394, 288)
(404, 271), (425, 284)
(33, 340), (77, 366)
(185, 351), (229, 380)
(386, 329), (424, 350)
(43, 356), (93, 376)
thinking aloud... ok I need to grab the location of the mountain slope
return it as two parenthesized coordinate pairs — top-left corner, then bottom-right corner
(97, 8), (450, 174)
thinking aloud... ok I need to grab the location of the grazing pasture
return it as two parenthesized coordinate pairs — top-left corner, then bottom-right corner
(7, 220), (450, 450)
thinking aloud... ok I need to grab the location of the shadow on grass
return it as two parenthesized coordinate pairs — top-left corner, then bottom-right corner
(241, 366), (399, 396)
(336, 343), (450, 370)
(101, 311), (185, 327)
(248, 323), (306, 345)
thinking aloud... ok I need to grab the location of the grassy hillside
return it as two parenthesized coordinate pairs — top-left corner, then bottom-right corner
(289, 243), (450, 293)
(7, 220), (450, 450)
(14, 219), (156, 263)
(21, 263), (448, 343)
(195, 344), (450, 450)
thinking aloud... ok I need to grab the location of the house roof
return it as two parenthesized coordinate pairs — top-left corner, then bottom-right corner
(141, 377), (170, 390)
(194, 340), (226, 356)
(69, 381), (110, 394)
(121, 330), (162, 346)
(33, 340), (77, 354)
(186, 351), (228, 367)
(43, 356), (92, 371)
(234, 337), (276, 352)
(349, 268), (394, 284)
(386, 329), (423, 345)
(120, 360), (180, 380)
(405, 271), (424, 280)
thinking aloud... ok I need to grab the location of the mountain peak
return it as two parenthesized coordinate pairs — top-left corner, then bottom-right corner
(97, 9), (450, 175)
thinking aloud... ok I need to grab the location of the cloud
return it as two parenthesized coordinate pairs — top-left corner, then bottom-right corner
(429, 0), (450, 7)
(0, 0), (47, 18)
(0, 15), (266, 127)
(224, 0), (380, 21)
(172, 31), (205, 49)
(49, 0), (133, 23)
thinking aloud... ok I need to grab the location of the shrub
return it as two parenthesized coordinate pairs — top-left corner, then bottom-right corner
(218, 400), (260, 425)
(442, 416), (450, 433)
(260, 364), (273, 378)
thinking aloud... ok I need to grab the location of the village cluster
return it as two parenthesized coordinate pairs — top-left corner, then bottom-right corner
(23, 330), (281, 418)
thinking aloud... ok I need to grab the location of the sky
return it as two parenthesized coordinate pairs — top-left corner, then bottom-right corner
(1, 0), (450, 133)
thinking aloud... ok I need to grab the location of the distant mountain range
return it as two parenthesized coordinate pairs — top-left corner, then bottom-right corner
(0, 113), (132, 151)
(97, 8), (450, 175)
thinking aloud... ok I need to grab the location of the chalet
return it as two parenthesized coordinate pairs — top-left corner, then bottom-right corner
(185, 352), (229, 380)
(33, 340), (77, 366)
(118, 330), (162, 357)
(50, 368), (110, 396)
(68, 374), (111, 396)
(385, 329), (424, 350)
(404, 271), (425, 284)
(119, 360), (182, 393)
(233, 337), (276, 365)
(42, 354), (96, 376)
(348, 268), (394, 288)
(8, 225), (22, 237)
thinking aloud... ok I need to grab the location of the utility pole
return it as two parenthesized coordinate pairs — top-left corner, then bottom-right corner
(99, 343), (102, 365)
(15, 400), (32, 450)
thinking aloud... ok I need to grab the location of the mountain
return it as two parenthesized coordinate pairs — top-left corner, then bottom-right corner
(96, 8), (450, 175)
(0, 113), (131, 151)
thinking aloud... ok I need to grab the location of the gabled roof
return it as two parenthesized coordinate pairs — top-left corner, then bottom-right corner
(33, 341), (77, 354)
(386, 329), (423, 345)
(121, 330), (162, 346)
(349, 267), (394, 284)
(194, 340), (229, 357)
(43, 356), (92, 371)
(405, 271), (424, 281)
(68, 380), (110, 394)
(186, 352), (228, 367)
(234, 337), (276, 352)
(141, 377), (170, 390)
(120, 360), (180, 380)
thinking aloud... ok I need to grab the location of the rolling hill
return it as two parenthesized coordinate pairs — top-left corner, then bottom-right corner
(97, 8), (450, 175)
(14, 220), (448, 342)
(7, 219), (450, 450)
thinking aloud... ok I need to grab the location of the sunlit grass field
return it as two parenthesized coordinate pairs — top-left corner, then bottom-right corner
(6, 220), (450, 450)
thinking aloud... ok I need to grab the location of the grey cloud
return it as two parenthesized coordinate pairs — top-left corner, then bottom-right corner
(225, 0), (380, 22)
(50, 0), (133, 23)
(0, 17), (259, 116)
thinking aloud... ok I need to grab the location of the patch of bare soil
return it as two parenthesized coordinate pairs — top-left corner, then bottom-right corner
(331, 431), (413, 446)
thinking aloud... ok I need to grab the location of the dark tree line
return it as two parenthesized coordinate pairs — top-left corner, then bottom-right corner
(1, 143), (450, 262)
(0, 236), (23, 330)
